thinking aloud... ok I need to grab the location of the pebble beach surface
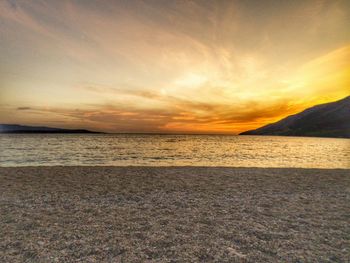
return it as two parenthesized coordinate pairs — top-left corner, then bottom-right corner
(0, 166), (349, 262)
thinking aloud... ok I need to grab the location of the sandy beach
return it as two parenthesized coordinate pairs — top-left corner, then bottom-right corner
(0, 166), (349, 262)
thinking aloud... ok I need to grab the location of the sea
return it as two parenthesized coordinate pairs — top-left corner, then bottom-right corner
(0, 134), (349, 168)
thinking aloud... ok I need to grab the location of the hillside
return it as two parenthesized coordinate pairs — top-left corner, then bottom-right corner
(240, 96), (350, 138)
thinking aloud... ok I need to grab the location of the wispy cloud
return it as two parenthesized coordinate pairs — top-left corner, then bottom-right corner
(16, 107), (31, 110)
(2, 94), (302, 134)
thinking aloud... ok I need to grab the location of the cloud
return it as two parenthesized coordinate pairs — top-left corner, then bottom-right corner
(16, 107), (31, 110)
(2, 95), (303, 134)
(7, 0), (17, 10)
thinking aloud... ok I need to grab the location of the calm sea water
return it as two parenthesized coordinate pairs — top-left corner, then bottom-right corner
(0, 134), (349, 168)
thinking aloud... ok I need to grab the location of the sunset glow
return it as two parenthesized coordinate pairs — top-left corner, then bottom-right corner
(0, 0), (349, 133)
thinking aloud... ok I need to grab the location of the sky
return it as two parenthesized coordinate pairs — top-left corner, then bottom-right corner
(0, 0), (349, 133)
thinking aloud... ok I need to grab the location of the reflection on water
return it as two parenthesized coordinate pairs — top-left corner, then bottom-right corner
(0, 134), (349, 168)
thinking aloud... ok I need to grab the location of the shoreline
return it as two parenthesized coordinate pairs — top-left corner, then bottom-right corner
(1, 166), (349, 262)
(1, 165), (349, 170)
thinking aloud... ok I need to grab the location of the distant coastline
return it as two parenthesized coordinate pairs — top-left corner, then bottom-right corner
(0, 124), (101, 134)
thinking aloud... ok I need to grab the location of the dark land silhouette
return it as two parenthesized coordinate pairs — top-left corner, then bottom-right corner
(0, 124), (99, 134)
(240, 96), (350, 138)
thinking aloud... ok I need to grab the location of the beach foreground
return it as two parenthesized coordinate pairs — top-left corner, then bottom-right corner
(0, 167), (349, 262)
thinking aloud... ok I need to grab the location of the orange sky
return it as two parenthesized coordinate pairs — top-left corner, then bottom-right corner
(0, 0), (349, 133)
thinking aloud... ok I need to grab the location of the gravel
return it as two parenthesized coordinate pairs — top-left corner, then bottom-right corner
(0, 166), (349, 262)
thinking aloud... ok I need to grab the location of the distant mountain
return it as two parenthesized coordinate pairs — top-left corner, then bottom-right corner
(0, 124), (100, 134)
(240, 96), (350, 138)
